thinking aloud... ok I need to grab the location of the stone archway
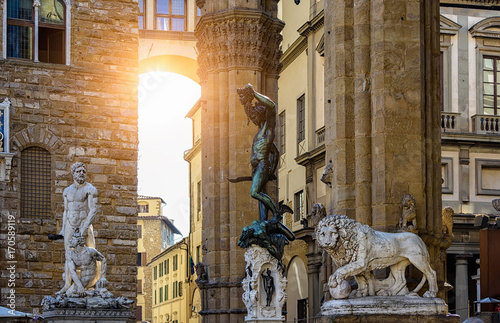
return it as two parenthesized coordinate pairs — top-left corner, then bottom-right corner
(139, 55), (199, 84)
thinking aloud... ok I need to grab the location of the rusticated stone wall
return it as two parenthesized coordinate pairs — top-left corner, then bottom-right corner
(0, 0), (139, 317)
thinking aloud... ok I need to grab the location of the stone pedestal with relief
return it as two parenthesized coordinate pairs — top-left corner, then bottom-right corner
(242, 245), (286, 323)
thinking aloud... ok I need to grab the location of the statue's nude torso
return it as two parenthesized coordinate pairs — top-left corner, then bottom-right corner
(251, 121), (274, 169)
(64, 183), (96, 226)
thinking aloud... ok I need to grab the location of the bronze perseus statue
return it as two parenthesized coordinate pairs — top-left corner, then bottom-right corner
(236, 83), (289, 222)
(236, 84), (295, 261)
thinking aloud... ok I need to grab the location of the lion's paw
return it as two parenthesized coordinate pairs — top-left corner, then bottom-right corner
(376, 290), (390, 297)
(328, 275), (338, 288)
(329, 280), (351, 299)
(423, 291), (436, 298)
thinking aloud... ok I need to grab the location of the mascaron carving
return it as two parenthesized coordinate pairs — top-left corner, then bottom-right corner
(195, 11), (284, 83)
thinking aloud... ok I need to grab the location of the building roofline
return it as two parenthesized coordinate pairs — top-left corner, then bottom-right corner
(185, 99), (201, 118)
(138, 195), (166, 204)
(148, 237), (189, 265)
(138, 215), (182, 235)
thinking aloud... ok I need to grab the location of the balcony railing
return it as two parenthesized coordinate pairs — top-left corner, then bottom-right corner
(441, 112), (461, 132)
(472, 114), (500, 134)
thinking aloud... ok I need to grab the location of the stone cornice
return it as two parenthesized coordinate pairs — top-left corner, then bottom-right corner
(295, 144), (325, 166)
(297, 9), (324, 37)
(280, 35), (307, 71)
(281, 10), (324, 71)
(139, 29), (197, 41)
(440, 15), (462, 35)
(441, 0), (500, 4)
(442, 132), (500, 145)
(184, 139), (201, 162)
(470, 16), (500, 38)
(195, 9), (284, 83)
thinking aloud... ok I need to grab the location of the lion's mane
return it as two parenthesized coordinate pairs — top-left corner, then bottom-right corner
(317, 214), (370, 268)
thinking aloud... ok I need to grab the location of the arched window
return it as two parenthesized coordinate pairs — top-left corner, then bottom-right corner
(21, 146), (52, 219)
(5, 0), (67, 64)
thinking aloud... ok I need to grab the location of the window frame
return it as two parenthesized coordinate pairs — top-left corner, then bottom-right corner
(139, 0), (145, 29)
(154, 0), (187, 31)
(197, 180), (201, 219)
(279, 110), (286, 155)
(297, 95), (305, 143)
(20, 146), (52, 219)
(294, 190), (304, 223)
(476, 159), (500, 195)
(195, 5), (201, 26)
(3, 0), (71, 65)
(138, 203), (149, 213)
(482, 55), (500, 116)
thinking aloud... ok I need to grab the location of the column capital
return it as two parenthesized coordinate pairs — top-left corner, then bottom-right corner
(195, 10), (284, 83)
(455, 254), (474, 262)
(33, 0), (40, 7)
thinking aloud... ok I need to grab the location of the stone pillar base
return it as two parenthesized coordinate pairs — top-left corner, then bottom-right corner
(318, 296), (459, 322)
(313, 314), (460, 323)
(43, 308), (131, 323)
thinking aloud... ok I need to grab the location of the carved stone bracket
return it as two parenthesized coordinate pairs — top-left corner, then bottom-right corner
(195, 10), (284, 83)
(242, 245), (286, 322)
(0, 152), (15, 182)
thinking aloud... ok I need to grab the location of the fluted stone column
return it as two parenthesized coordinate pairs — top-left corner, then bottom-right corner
(195, 2), (283, 322)
(324, 0), (446, 294)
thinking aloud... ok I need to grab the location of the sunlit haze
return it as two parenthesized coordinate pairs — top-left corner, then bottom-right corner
(138, 72), (201, 237)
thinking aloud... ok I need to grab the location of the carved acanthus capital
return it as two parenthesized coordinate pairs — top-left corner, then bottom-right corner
(196, 10), (284, 83)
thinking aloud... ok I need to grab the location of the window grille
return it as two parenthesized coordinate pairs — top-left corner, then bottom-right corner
(21, 146), (51, 219)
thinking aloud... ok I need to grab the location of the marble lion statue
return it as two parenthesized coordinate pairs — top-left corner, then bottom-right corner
(316, 214), (438, 299)
(399, 194), (417, 233)
(442, 206), (454, 238)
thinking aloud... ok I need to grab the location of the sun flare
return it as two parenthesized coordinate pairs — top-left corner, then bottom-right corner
(137, 71), (201, 236)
